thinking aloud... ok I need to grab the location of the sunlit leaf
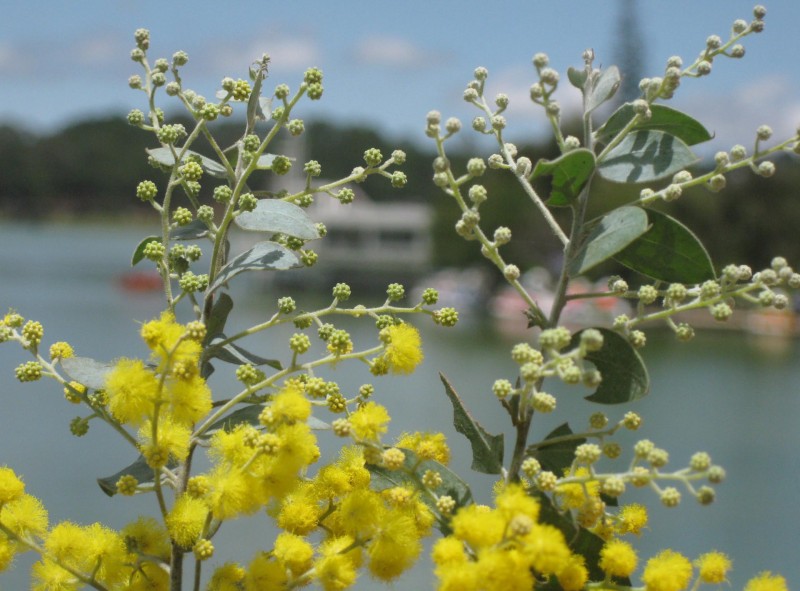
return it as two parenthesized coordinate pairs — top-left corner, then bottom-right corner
(567, 66), (589, 91)
(569, 206), (648, 276)
(614, 208), (715, 283)
(532, 149), (596, 207)
(146, 147), (228, 178)
(595, 103), (713, 147)
(61, 356), (114, 390)
(440, 373), (504, 475)
(207, 241), (301, 292)
(586, 66), (620, 114)
(597, 130), (698, 183)
(235, 199), (320, 240)
(171, 219), (210, 241)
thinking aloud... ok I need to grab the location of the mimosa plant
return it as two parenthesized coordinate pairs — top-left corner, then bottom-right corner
(0, 5), (796, 591)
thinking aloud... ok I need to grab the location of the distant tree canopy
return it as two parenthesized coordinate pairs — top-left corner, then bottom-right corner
(0, 115), (798, 272)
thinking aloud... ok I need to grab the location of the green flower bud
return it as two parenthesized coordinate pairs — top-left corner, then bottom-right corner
(304, 67), (323, 84)
(151, 72), (166, 87)
(757, 161), (775, 177)
(172, 50), (189, 66)
(336, 188), (355, 204)
(580, 328), (604, 352)
(232, 79), (251, 101)
(332, 283), (351, 301)
(363, 148), (383, 167)
(630, 330), (646, 349)
(532, 391), (557, 413)
(143, 240), (165, 262)
(495, 93), (509, 108)
(696, 60), (712, 76)
(304, 160), (322, 177)
(473, 66), (488, 80)
(136, 180), (158, 201)
(271, 155), (292, 175)
(492, 379), (514, 399)
(732, 19), (748, 34)
(730, 144), (747, 161)
(172, 207), (193, 226)
(289, 333), (311, 354)
(386, 283), (405, 301)
(300, 250), (317, 267)
(539, 68), (559, 86)
(494, 226), (512, 245)
(306, 82), (323, 100)
(491, 115), (506, 130)
(130, 47), (145, 63)
(213, 185), (232, 203)
(433, 307), (459, 327)
(15, 361), (43, 382)
(420, 288), (438, 305)
(532, 53), (549, 68)
(503, 264), (520, 281)
(390, 171), (407, 188)
(589, 412), (608, 429)
(730, 45), (746, 58)
(445, 117), (462, 134)
(197, 205), (214, 224)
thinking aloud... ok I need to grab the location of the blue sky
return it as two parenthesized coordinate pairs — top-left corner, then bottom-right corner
(1, 1), (798, 150)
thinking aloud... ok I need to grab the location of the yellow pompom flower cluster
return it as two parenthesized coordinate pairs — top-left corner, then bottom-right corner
(433, 484), (587, 591)
(382, 323), (424, 374)
(104, 311), (212, 466)
(269, 446), (432, 589)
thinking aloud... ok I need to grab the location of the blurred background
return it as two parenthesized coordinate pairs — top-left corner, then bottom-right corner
(1, 1), (799, 588)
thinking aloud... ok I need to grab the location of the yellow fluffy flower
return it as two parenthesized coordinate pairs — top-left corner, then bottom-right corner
(269, 385), (312, 424)
(31, 558), (79, 591)
(383, 323), (423, 374)
(475, 547), (533, 591)
(273, 532), (314, 577)
(0, 466), (25, 504)
(431, 537), (468, 568)
(451, 504), (505, 550)
(334, 488), (385, 538)
(395, 431), (450, 464)
(522, 523), (572, 576)
(208, 562), (246, 591)
(599, 539), (638, 578)
(558, 554), (589, 591)
(2, 493), (48, 538)
(245, 552), (288, 591)
(617, 503), (649, 535)
(696, 551), (732, 584)
(436, 561), (481, 591)
(744, 572), (788, 591)
(495, 483), (540, 523)
(348, 402), (390, 442)
(276, 484), (324, 535)
(0, 536), (16, 573)
(166, 374), (212, 425)
(165, 495), (208, 548)
(641, 550), (693, 591)
(105, 358), (159, 425)
(206, 467), (263, 521)
(555, 467), (600, 510)
(121, 517), (170, 560)
(138, 417), (192, 463)
(314, 536), (362, 591)
(126, 561), (170, 591)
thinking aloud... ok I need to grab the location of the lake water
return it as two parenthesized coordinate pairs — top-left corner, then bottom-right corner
(0, 220), (798, 589)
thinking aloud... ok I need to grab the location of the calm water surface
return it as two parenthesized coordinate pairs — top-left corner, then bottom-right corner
(0, 221), (798, 588)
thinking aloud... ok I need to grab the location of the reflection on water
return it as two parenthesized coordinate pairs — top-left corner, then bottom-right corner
(0, 221), (798, 589)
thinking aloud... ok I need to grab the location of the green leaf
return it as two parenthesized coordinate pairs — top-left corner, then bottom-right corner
(596, 103), (713, 147)
(368, 448), (473, 535)
(614, 208), (715, 283)
(440, 373), (504, 475)
(146, 147), (228, 178)
(526, 423), (586, 475)
(171, 219), (210, 241)
(586, 65), (620, 114)
(255, 153), (277, 169)
(97, 455), (174, 497)
(235, 199), (320, 240)
(572, 328), (649, 404)
(205, 293), (234, 343)
(567, 66), (588, 91)
(532, 149), (596, 207)
(131, 235), (160, 266)
(207, 241), (301, 292)
(206, 336), (282, 370)
(569, 206), (648, 276)
(597, 130), (698, 183)
(61, 356), (114, 390)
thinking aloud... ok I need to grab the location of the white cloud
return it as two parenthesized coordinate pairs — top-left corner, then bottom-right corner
(353, 35), (432, 68)
(206, 32), (321, 75)
(675, 74), (800, 151)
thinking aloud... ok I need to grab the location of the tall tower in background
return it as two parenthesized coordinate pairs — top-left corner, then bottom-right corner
(613, 0), (646, 104)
